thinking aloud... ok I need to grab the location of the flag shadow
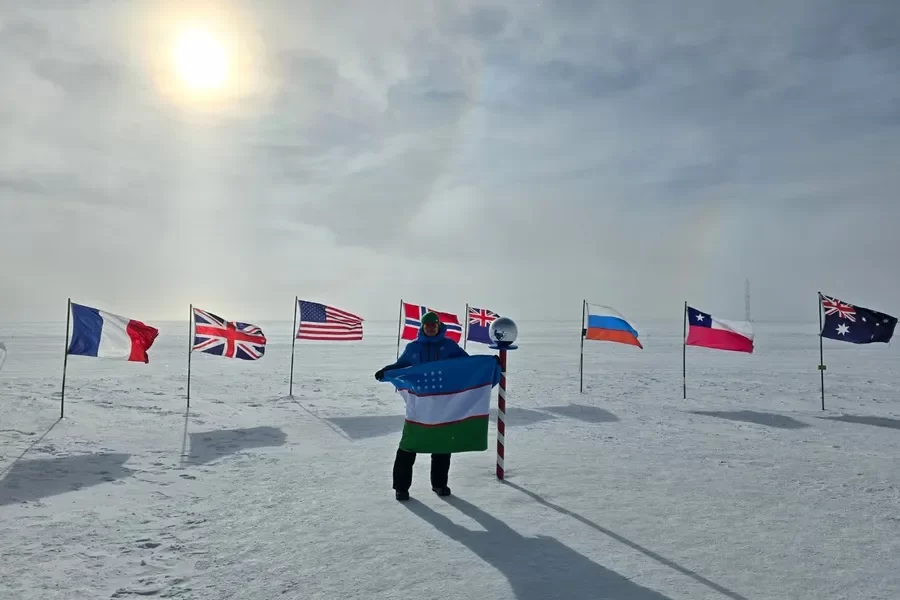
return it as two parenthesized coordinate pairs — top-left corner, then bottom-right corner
(818, 414), (900, 431)
(690, 410), (809, 430)
(541, 404), (619, 424)
(0, 452), (134, 506)
(184, 426), (286, 465)
(501, 481), (750, 600)
(326, 415), (403, 440)
(405, 496), (673, 600)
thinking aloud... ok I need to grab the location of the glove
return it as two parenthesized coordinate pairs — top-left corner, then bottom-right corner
(374, 368), (385, 381)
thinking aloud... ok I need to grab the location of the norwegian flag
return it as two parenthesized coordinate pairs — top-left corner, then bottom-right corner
(401, 302), (462, 342)
(192, 307), (267, 360)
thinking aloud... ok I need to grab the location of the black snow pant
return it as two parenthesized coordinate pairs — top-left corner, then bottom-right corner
(392, 448), (450, 492)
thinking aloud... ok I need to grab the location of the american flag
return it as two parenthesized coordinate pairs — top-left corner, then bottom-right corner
(192, 307), (267, 360)
(296, 300), (363, 341)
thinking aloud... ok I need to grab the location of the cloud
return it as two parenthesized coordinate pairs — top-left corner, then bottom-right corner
(1, 0), (899, 322)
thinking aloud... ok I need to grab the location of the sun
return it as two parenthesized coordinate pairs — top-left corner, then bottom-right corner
(173, 27), (228, 91)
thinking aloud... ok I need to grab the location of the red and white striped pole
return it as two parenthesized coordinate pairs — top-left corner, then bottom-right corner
(488, 316), (517, 481)
(496, 348), (507, 479)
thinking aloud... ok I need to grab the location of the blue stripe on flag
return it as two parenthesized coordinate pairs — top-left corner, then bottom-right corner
(383, 355), (500, 397)
(68, 303), (103, 357)
(587, 315), (638, 336)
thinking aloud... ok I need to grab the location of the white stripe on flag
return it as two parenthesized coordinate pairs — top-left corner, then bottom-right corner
(397, 383), (492, 425)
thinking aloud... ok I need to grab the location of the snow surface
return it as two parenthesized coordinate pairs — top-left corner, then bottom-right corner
(1, 318), (898, 599)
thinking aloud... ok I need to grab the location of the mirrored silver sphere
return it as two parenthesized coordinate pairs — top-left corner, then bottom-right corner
(489, 317), (518, 345)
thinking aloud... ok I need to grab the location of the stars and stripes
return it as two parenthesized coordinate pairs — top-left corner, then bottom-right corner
(296, 300), (363, 341)
(191, 307), (267, 360)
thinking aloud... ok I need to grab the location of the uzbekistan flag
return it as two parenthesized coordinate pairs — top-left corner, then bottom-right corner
(685, 306), (754, 353)
(584, 303), (643, 348)
(382, 355), (501, 454)
(68, 303), (159, 362)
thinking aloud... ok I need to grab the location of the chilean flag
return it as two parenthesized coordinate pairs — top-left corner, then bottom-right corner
(685, 306), (754, 353)
(68, 302), (159, 363)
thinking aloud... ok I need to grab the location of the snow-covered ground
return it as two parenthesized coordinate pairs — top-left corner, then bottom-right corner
(1, 318), (898, 599)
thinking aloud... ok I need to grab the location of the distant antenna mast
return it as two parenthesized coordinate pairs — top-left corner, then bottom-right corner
(745, 279), (751, 322)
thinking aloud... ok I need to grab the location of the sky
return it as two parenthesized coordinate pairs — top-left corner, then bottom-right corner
(1, 0), (899, 323)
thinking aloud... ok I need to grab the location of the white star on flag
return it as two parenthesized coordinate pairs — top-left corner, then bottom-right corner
(837, 323), (850, 336)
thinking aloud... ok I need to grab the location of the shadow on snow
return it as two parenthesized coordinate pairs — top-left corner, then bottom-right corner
(0, 452), (134, 506)
(502, 481), (750, 600)
(184, 426), (287, 465)
(818, 414), (900, 431)
(406, 495), (673, 600)
(541, 404), (619, 424)
(690, 410), (809, 430)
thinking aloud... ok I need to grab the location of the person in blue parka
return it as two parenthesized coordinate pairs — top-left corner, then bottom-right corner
(375, 310), (468, 501)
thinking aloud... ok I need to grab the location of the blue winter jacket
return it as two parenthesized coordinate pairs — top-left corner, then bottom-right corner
(382, 323), (468, 372)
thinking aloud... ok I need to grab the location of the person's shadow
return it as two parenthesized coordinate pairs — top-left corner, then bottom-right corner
(405, 496), (673, 599)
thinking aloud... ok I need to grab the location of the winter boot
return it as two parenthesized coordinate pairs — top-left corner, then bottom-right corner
(432, 486), (451, 497)
(395, 490), (410, 501)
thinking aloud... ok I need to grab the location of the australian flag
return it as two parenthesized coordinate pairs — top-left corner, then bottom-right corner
(466, 306), (498, 345)
(821, 294), (897, 344)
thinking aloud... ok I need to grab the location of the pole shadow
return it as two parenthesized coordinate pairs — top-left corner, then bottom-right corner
(541, 404), (619, 424)
(0, 418), (61, 479)
(405, 495), (673, 599)
(489, 407), (557, 426)
(818, 414), (900, 431)
(0, 452), (133, 506)
(184, 426), (287, 465)
(689, 410), (809, 430)
(501, 481), (750, 600)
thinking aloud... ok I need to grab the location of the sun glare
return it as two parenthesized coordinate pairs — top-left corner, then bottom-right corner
(173, 28), (228, 91)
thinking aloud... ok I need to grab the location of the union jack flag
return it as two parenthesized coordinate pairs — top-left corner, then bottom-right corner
(822, 295), (856, 322)
(466, 305), (498, 345)
(192, 307), (267, 360)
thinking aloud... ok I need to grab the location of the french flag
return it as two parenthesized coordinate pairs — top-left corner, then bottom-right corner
(68, 303), (159, 363)
(685, 306), (754, 353)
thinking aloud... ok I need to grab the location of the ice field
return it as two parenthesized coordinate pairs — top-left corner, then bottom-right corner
(1, 318), (898, 599)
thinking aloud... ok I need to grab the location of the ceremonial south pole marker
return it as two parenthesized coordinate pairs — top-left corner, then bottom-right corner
(488, 317), (518, 480)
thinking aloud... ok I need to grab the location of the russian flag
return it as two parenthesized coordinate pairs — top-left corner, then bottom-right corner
(584, 304), (643, 349)
(685, 306), (754, 353)
(67, 303), (159, 363)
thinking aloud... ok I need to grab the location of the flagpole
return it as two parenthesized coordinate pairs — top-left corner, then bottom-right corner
(579, 299), (586, 393)
(60, 297), (71, 418)
(289, 296), (298, 397)
(187, 303), (193, 411)
(463, 303), (469, 350)
(683, 301), (688, 400)
(818, 291), (826, 410)
(396, 298), (403, 359)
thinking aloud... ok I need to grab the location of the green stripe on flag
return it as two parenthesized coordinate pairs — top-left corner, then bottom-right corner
(399, 415), (489, 453)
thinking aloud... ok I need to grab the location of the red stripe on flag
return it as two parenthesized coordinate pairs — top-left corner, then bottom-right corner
(125, 320), (159, 363)
(686, 326), (753, 353)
